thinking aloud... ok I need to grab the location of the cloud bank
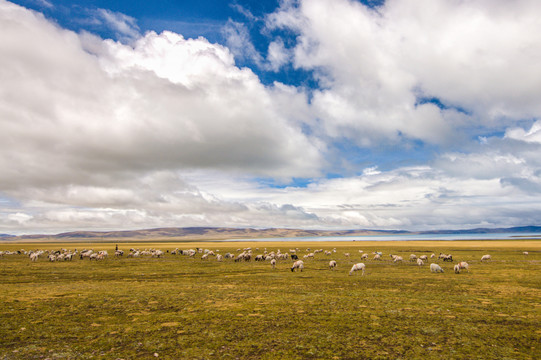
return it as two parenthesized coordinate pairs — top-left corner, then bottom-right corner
(2, 0), (541, 234)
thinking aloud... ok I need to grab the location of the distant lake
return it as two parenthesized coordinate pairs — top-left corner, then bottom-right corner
(225, 232), (541, 242)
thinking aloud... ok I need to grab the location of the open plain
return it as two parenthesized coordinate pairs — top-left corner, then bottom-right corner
(1, 240), (540, 359)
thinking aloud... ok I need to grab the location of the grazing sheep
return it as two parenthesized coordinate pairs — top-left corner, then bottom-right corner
(329, 260), (337, 270)
(361, 253), (368, 260)
(201, 253), (209, 260)
(30, 253), (39, 262)
(417, 258), (424, 266)
(216, 254), (223, 262)
(430, 253), (436, 259)
(291, 260), (304, 272)
(454, 264), (461, 273)
(373, 254), (381, 260)
(349, 263), (365, 276)
(409, 254), (417, 262)
(390, 254), (403, 263)
(457, 261), (469, 272)
(290, 254), (299, 260)
(430, 263), (444, 273)
(523, 251), (529, 255)
(419, 255), (428, 261)
(271, 259), (277, 269)
(344, 253), (350, 258)
(80, 250), (93, 260)
(481, 254), (492, 262)
(439, 253), (453, 262)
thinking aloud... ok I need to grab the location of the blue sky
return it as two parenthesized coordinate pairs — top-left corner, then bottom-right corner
(1, 0), (541, 234)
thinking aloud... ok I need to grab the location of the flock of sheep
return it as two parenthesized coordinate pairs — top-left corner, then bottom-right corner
(289, 249), (497, 275)
(0, 245), (521, 277)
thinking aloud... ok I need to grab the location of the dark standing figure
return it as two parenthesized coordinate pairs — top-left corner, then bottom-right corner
(115, 244), (118, 251)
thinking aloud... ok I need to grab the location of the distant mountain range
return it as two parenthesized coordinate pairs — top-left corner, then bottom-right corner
(1, 225), (541, 242)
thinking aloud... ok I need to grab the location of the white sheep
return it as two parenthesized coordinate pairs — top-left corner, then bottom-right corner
(30, 253), (39, 262)
(361, 253), (368, 260)
(329, 260), (337, 270)
(417, 258), (424, 266)
(271, 259), (277, 269)
(291, 260), (304, 272)
(481, 254), (492, 261)
(419, 255), (428, 261)
(523, 251), (529, 255)
(409, 254), (417, 262)
(349, 263), (365, 275)
(373, 254), (381, 260)
(454, 264), (461, 273)
(344, 253), (350, 257)
(430, 263), (444, 273)
(457, 261), (469, 272)
(430, 253), (436, 259)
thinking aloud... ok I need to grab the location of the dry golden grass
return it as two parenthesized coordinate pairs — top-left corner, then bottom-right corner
(1, 240), (539, 359)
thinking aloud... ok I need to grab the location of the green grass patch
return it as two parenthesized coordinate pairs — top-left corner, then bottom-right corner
(1, 241), (540, 359)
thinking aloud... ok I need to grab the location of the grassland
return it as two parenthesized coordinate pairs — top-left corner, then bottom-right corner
(0, 240), (540, 359)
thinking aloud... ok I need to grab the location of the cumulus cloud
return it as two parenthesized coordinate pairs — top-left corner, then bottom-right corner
(0, 1), (322, 189)
(267, 0), (541, 145)
(0, 0), (324, 233)
(2, 0), (541, 234)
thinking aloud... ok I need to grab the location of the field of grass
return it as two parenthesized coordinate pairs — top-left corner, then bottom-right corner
(1, 240), (540, 359)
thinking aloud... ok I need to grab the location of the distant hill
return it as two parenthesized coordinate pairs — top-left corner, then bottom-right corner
(419, 226), (541, 235)
(14, 227), (388, 241)
(2, 225), (540, 242)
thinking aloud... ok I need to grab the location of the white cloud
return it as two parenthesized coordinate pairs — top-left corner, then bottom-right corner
(94, 8), (140, 43)
(222, 19), (263, 64)
(267, 0), (541, 145)
(0, 1), (322, 190)
(2, 0), (541, 234)
(505, 121), (541, 144)
(266, 38), (290, 72)
(0, 1), (324, 233)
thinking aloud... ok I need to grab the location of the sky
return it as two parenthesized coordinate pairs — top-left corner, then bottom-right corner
(1, 0), (541, 235)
